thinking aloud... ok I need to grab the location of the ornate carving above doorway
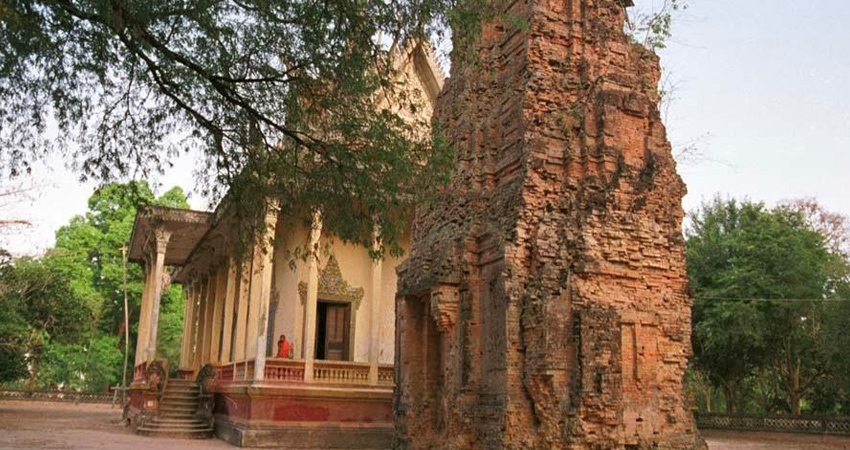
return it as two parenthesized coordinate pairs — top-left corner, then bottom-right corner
(298, 254), (365, 309)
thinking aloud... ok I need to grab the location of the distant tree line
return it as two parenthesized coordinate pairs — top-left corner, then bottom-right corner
(0, 181), (187, 392)
(687, 197), (850, 415)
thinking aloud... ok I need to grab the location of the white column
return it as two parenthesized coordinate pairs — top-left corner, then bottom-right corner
(302, 212), (323, 382)
(220, 257), (238, 364)
(134, 263), (151, 367)
(210, 265), (227, 363)
(186, 281), (200, 370)
(179, 283), (196, 368)
(192, 279), (208, 371)
(253, 207), (279, 381)
(369, 228), (383, 385)
(245, 247), (262, 361)
(146, 228), (171, 362)
(201, 273), (217, 364)
(233, 259), (251, 364)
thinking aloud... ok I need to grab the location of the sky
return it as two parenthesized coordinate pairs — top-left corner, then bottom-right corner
(646, 0), (850, 218)
(2, 0), (849, 256)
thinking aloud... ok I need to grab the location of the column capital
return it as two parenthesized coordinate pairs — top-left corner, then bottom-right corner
(310, 209), (323, 231)
(154, 228), (172, 255)
(264, 200), (280, 224)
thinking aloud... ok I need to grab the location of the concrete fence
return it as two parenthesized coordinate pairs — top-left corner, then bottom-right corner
(696, 412), (850, 435)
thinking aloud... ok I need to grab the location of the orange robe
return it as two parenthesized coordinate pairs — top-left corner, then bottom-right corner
(277, 339), (291, 358)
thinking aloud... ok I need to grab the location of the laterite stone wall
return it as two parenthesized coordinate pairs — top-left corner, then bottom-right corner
(394, 0), (703, 449)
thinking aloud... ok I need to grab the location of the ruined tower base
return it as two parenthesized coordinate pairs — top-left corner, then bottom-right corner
(394, 0), (704, 449)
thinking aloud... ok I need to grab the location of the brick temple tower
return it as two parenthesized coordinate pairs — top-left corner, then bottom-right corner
(394, 0), (703, 449)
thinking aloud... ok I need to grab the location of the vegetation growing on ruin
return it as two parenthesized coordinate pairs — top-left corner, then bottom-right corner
(626, 0), (689, 51)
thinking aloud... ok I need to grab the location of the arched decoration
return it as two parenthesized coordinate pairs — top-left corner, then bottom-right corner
(298, 254), (365, 309)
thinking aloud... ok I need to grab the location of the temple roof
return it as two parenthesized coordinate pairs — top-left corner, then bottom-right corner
(127, 206), (213, 265)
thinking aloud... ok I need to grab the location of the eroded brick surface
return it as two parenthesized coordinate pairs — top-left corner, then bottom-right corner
(395, 1), (702, 449)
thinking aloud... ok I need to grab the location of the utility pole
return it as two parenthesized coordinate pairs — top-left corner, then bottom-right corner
(120, 245), (130, 407)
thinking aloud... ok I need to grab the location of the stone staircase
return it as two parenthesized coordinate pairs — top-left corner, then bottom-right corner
(136, 379), (213, 439)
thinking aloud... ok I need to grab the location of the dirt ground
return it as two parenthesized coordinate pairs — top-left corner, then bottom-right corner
(702, 429), (850, 450)
(0, 401), (231, 450)
(2, 401), (850, 449)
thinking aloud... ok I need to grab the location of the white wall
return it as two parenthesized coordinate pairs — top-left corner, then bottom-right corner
(270, 215), (408, 364)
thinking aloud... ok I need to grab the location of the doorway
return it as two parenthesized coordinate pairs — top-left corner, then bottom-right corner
(315, 301), (351, 361)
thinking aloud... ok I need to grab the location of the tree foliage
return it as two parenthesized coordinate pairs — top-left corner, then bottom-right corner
(687, 197), (850, 415)
(0, 0), (463, 257)
(0, 181), (187, 391)
(0, 255), (92, 386)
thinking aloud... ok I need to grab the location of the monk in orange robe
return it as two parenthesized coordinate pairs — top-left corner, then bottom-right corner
(276, 334), (292, 359)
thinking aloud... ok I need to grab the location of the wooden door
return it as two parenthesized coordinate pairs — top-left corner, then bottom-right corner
(323, 303), (350, 361)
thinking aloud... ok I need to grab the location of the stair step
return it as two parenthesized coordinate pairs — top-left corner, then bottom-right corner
(163, 391), (199, 396)
(159, 410), (196, 415)
(161, 399), (199, 406)
(162, 392), (199, 397)
(160, 407), (195, 413)
(149, 421), (210, 429)
(139, 426), (211, 432)
(136, 427), (214, 439)
(164, 387), (200, 393)
(161, 398), (198, 404)
(159, 414), (196, 420)
(160, 407), (196, 414)
(152, 418), (207, 425)
(160, 402), (196, 407)
(134, 379), (211, 439)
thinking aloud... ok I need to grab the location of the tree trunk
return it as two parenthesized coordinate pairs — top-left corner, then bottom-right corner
(790, 361), (802, 415)
(790, 390), (802, 415)
(26, 336), (42, 390)
(784, 338), (803, 416)
(723, 383), (737, 413)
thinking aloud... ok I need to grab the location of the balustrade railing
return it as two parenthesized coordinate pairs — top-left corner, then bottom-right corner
(212, 359), (394, 387)
(695, 412), (850, 435)
(313, 360), (370, 384)
(220, 364), (234, 383)
(377, 365), (395, 385)
(245, 360), (255, 380)
(235, 362), (246, 380)
(265, 359), (307, 382)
